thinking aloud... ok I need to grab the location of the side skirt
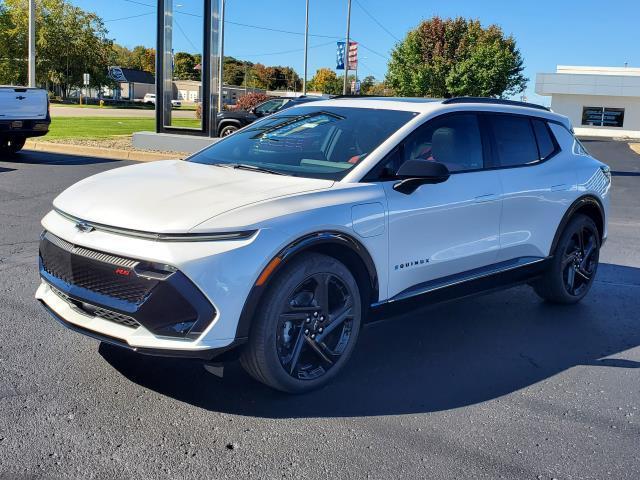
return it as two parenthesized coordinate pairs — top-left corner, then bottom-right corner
(368, 257), (550, 321)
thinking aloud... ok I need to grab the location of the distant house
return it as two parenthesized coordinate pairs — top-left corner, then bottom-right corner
(108, 67), (155, 101)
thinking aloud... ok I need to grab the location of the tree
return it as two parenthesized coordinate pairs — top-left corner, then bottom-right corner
(360, 75), (376, 95)
(223, 56), (252, 86)
(386, 17), (527, 98)
(173, 51), (197, 80)
(111, 45), (155, 75)
(309, 68), (341, 95)
(0, 0), (114, 96)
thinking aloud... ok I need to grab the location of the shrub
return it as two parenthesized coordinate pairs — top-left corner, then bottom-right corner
(195, 102), (202, 120)
(234, 92), (270, 112)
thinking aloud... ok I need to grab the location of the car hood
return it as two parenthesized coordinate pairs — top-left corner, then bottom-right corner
(53, 160), (334, 233)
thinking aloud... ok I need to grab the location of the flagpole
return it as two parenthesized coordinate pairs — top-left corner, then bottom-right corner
(303, 0), (309, 95)
(28, 0), (36, 87)
(218, 0), (226, 112)
(342, 0), (351, 95)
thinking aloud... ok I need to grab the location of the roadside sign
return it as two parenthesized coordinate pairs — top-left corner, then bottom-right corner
(83, 73), (90, 86)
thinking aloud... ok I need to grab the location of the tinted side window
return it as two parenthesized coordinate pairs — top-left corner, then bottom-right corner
(531, 119), (556, 160)
(489, 115), (539, 167)
(402, 113), (484, 173)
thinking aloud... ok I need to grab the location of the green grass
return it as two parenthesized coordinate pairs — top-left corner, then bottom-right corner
(47, 117), (201, 139)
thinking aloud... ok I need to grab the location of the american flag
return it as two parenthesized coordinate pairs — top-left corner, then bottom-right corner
(336, 41), (358, 70)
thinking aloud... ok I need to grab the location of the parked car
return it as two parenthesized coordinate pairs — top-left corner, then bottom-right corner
(0, 86), (50, 155)
(142, 93), (181, 108)
(216, 95), (329, 137)
(36, 97), (610, 393)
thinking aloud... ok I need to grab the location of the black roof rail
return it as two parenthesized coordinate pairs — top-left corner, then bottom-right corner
(442, 97), (550, 111)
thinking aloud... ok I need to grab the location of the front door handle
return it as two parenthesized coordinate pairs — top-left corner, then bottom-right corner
(474, 193), (499, 203)
(550, 184), (569, 191)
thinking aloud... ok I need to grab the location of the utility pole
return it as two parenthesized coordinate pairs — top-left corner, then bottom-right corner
(342, 0), (351, 95)
(302, 0), (309, 95)
(28, 0), (36, 87)
(217, 0), (226, 111)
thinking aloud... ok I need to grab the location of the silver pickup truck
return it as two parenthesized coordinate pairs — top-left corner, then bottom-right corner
(0, 86), (50, 156)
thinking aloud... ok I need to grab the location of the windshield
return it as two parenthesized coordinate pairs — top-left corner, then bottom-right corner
(188, 106), (417, 180)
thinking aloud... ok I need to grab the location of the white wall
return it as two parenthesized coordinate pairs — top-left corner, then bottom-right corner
(551, 94), (640, 138)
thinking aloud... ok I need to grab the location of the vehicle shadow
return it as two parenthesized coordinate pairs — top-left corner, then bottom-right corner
(99, 263), (640, 418)
(8, 150), (120, 165)
(0, 167), (16, 173)
(612, 171), (640, 177)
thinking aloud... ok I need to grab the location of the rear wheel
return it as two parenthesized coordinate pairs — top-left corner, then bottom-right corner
(533, 214), (600, 304)
(0, 136), (25, 156)
(241, 253), (362, 393)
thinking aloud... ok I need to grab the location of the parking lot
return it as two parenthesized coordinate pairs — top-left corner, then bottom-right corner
(0, 141), (639, 479)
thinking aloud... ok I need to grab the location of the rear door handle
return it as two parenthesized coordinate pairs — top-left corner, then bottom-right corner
(474, 193), (499, 203)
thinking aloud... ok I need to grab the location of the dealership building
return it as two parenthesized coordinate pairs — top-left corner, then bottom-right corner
(536, 65), (640, 138)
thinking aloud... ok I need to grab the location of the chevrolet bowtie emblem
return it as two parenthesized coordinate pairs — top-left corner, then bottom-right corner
(75, 221), (95, 233)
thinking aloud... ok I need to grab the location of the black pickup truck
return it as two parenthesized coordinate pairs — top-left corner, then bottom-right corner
(216, 95), (328, 137)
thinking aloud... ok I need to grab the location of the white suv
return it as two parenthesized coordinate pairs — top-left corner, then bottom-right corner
(36, 97), (611, 393)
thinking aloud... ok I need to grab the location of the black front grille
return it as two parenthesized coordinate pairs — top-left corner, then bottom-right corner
(40, 231), (216, 340)
(40, 232), (158, 304)
(49, 284), (141, 328)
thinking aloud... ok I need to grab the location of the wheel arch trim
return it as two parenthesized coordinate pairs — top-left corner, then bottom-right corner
(550, 195), (605, 255)
(234, 230), (379, 340)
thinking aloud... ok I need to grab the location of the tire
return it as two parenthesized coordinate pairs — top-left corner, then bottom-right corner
(1, 136), (25, 156)
(240, 253), (362, 393)
(218, 124), (239, 137)
(8, 136), (25, 154)
(533, 214), (600, 304)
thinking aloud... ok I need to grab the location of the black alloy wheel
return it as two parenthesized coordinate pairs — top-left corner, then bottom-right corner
(276, 272), (355, 381)
(561, 224), (599, 297)
(241, 253), (362, 393)
(533, 214), (600, 304)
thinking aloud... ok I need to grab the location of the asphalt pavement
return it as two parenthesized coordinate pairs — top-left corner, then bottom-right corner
(0, 142), (639, 479)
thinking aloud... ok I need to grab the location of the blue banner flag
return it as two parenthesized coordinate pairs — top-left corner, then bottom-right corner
(336, 42), (346, 70)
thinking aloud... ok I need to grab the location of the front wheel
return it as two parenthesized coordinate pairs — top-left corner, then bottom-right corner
(241, 253), (362, 393)
(218, 125), (238, 137)
(533, 214), (600, 304)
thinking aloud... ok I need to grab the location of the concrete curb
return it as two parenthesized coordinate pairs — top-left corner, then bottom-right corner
(630, 144), (640, 155)
(24, 140), (182, 162)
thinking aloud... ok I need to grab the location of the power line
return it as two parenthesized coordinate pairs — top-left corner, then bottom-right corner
(225, 20), (341, 39)
(116, 0), (390, 62)
(357, 42), (390, 60)
(174, 17), (200, 52)
(358, 60), (383, 79)
(105, 11), (154, 23)
(353, 0), (401, 42)
(239, 40), (335, 58)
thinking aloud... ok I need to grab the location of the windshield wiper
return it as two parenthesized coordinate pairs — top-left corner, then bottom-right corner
(228, 163), (287, 176)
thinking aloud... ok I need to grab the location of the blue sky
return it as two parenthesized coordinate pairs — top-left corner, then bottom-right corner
(74, 0), (639, 104)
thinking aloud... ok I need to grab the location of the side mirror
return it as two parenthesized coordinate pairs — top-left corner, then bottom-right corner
(393, 160), (450, 194)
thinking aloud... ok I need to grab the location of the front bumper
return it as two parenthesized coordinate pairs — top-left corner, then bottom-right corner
(38, 295), (238, 360)
(37, 209), (292, 355)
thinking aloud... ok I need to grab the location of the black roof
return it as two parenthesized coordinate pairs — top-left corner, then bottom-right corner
(109, 67), (154, 84)
(442, 97), (550, 111)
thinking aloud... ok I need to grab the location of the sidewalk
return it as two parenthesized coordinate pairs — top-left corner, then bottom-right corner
(24, 139), (183, 162)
